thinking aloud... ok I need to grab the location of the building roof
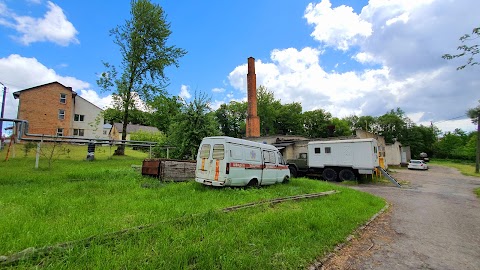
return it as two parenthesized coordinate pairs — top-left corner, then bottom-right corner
(13, 81), (74, 99)
(112, 123), (160, 134)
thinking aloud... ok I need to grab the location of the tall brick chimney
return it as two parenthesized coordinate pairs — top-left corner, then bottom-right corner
(246, 57), (260, 137)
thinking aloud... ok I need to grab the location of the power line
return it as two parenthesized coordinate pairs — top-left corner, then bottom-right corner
(432, 115), (467, 124)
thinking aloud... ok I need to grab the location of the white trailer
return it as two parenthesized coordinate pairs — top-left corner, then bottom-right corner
(303, 138), (379, 181)
(195, 136), (290, 187)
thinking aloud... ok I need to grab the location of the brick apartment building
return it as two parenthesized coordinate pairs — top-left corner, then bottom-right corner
(13, 82), (108, 139)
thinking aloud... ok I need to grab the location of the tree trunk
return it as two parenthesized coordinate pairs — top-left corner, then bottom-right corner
(115, 106), (130, 156)
(476, 114), (480, 173)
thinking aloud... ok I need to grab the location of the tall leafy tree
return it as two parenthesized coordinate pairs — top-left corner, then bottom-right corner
(443, 26), (479, 172)
(256, 86), (282, 136)
(97, 0), (186, 155)
(442, 26), (480, 70)
(148, 95), (183, 133)
(215, 101), (247, 138)
(276, 102), (303, 135)
(302, 109), (332, 138)
(467, 102), (480, 172)
(168, 94), (219, 159)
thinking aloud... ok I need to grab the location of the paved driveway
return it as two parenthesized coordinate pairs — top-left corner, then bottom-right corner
(322, 165), (480, 270)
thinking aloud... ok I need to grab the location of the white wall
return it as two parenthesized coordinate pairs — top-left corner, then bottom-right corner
(385, 141), (402, 165)
(72, 96), (108, 139)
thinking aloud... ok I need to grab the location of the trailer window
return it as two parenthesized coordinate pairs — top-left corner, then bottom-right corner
(314, 147), (321, 154)
(212, 144), (225, 160)
(325, 147), (331, 154)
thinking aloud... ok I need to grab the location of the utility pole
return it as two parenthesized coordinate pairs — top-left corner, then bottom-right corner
(0, 81), (6, 150)
(476, 113), (480, 173)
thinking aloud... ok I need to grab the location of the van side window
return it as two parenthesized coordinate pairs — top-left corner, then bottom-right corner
(314, 147), (321, 154)
(263, 151), (275, 163)
(230, 145), (243, 160)
(212, 144), (225, 160)
(325, 147), (331, 154)
(200, 144), (210, 158)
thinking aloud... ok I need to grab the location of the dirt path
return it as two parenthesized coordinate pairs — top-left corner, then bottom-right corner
(321, 165), (480, 270)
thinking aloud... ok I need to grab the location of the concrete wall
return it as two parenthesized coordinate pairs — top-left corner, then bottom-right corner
(386, 141), (402, 165)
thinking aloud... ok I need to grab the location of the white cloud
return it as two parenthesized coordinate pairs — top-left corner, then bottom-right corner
(78, 90), (113, 110)
(0, 54), (105, 122)
(226, 0), (479, 134)
(212, 87), (225, 93)
(0, 1), (79, 46)
(179, 84), (191, 100)
(304, 0), (372, 50)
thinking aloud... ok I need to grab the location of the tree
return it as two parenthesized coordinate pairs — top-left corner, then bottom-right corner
(276, 102), (303, 135)
(302, 109), (332, 138)
(442, 26), (480, 70)
(168, 94), (219, 159)
(215, 101), (247, 138)
(97, 0), (186, 155)
(443, 26), (479, 172)
(467, 102), (480, 172)
(148, 95), (183, 133)
(256, 86), (282, 136)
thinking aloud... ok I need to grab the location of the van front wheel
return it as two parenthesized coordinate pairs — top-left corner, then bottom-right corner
(247, 179), (259, 187)
(289, 166), (297, 178)
(282, 176), (289, 184)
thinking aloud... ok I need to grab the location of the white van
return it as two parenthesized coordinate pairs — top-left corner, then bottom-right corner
(195, 136), (290, 187)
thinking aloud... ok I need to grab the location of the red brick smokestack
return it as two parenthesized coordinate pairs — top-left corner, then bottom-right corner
(246, 57), (260, 137)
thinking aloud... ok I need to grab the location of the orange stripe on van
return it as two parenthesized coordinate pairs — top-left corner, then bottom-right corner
(214, 160), (220, 181)
(201, 158), (205, 171)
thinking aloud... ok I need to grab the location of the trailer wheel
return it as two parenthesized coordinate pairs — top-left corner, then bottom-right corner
(339, 169), (355, 181)
(289, 166), (298, 178)
(322, 168), (337, 181)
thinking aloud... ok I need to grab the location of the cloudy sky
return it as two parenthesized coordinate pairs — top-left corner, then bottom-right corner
(0, 0), (479, 134)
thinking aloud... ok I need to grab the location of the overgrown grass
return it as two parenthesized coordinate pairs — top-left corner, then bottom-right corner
(0, 144), (385, 269)
(475, 188), (480, 199)
(430, 159), (480, 177)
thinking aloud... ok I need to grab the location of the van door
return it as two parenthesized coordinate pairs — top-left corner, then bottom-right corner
(262, 150), (276, 184)
(211, 143), (225, 182)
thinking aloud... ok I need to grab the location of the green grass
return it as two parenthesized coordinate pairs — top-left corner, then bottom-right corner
(475, 188), (480, 199)
(429, 159), (480, 177)
(0, 144), (385, 269)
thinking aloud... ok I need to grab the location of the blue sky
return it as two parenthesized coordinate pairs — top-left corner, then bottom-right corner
(1, 0), (479, 135)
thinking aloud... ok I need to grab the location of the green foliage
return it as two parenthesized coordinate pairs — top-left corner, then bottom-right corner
(257, 86), (282, 136)
(442, 26), (480, 70)
(97, 0), (186, 155)
(303, 109), (332, 138)
(130, 130), (166, 143)
(215, 101), (247, 137)
(433, 130), (476, 160)
(23, 141), (37, 157)
(167, 94), (220, 159)
(475, 188), (480, 198)
(0, 151), (385, 269)
(430, 159), (480, 177)
(148, 95), (183, 133)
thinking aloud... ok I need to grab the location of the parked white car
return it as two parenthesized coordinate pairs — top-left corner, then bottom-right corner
(408, 160), (429, 170)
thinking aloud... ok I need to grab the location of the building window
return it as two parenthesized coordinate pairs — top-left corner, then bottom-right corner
(58, 109), (65, 120)
(325, 147), (331, 154)
(103, 130), (108, 135)
(60, 93), (67, 104)
(73, 129), (85, 136)
(56, 128), (64, 137)
(74, 114), (85, 122)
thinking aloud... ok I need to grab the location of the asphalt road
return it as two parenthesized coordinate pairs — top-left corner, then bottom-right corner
(321, 165), (480, 270)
